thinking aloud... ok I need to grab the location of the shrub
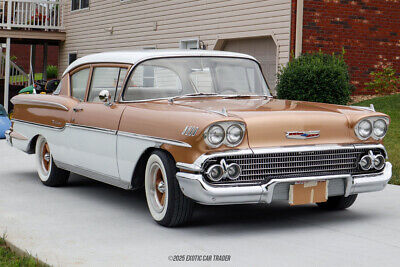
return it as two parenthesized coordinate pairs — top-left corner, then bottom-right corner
(276, 51), (352, 105)
(46, 65), (58, 79)
(365, 65), (399, 95)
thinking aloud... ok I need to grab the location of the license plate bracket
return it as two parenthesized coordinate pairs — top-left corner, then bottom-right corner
(289, 180), (329, 205)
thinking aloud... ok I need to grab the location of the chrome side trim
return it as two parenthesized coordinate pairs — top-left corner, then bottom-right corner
(349, 104), (375, 112)
(176, 162), (202, 172)
(67, 124), (117, 135)
(118, 131), (191, 148)
(12, 119), (65, 130)
(55, 160), (132, 190)
(11, 98), (69, 111)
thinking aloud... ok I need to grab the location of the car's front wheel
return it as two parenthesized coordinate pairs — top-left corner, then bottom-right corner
(144, 150), (194, 227)
(317, 194), (358, 210)
(35, 136), (70, 187)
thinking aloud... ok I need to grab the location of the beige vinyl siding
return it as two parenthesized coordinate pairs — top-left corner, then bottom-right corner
(60, 0), (292, 73)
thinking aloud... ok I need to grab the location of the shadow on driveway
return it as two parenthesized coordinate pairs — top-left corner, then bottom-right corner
(12, 170), (373, 234)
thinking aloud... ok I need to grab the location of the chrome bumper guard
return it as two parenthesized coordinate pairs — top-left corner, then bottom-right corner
(4, 130), (12, 146)
(176, 162), (392, 205)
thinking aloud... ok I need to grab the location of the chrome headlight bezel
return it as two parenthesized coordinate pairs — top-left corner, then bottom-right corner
(355, 117), (389, 140)
(226, 124), (244, 146)
(204, 121), (246, 148)
(206, 125), (225, 147)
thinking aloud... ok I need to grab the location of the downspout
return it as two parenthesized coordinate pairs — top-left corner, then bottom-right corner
(295, 0), (304, 58)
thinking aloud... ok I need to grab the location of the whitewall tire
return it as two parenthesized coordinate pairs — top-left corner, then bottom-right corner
(145, 150), (194, 227)
(35, 136), (70, 187)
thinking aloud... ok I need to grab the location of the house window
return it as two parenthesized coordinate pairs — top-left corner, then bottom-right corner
(68, 52), (77, 65)
(72, 0), (89, 11)
(180, 39), (199, 50)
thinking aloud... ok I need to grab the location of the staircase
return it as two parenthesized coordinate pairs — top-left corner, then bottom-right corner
(0, 54), (29, 86)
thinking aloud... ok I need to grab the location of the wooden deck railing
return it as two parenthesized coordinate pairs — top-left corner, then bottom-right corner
(0, 54), (29, 86)
(0, 0), (63, 30)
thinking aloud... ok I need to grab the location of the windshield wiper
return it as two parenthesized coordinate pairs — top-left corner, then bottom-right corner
(168, 93), (218, 103)
(222, 95), (269, 99)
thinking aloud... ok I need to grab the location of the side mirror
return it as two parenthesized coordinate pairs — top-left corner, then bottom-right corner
(99, 90), (112, 105)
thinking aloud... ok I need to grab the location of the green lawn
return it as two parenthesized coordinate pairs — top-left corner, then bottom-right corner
(0, 238), (45, 267)
(353, 94), (400, 185)
(9, 73), (43, 84)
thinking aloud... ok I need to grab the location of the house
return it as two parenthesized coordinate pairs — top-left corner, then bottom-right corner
(2, 0), (399, 110)
(0, 0), (65, 111)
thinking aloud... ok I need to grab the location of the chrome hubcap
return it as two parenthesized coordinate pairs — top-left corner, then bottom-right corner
(41, 142), (50, 172)
(157, 181), (166, 194)
(148, 163), (167, 213)
(44, 153), (50, 162)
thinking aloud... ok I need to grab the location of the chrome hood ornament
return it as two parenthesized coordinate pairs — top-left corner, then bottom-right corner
(286, 130), (320, 139)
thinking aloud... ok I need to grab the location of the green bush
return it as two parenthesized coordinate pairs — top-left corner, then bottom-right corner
(276, 51), (352, 105)
(46, 65), (58, 79)
(365, 65), (399, 94)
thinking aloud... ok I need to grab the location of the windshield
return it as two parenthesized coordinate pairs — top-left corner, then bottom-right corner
(123, 57), (270, 101)
(0, 105), (7, 117)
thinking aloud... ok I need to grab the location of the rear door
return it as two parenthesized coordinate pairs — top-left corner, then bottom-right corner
(69, 64), (129, 178)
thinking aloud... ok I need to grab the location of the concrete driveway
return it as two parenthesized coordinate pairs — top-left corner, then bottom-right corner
(1, 140), (400, 267)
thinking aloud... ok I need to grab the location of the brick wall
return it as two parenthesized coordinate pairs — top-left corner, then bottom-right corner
(9, 44), (59, 74)
(291, 0), (400, 94)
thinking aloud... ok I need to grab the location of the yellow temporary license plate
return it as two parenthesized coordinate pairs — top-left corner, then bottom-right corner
(289, 181), (329, 206)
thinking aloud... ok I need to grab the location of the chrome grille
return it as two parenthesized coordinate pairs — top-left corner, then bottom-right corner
(203, 148), (385, 184)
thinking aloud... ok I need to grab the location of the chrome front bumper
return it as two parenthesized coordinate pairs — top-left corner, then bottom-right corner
(4, 130), (12, 146)
(176, 162), (392, 205)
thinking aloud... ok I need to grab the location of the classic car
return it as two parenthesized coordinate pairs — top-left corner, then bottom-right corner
(0, 104), (11, 139)
(5, 50), (392, 227)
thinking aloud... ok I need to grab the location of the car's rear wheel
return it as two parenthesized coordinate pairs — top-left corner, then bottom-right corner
(35, 136), (69, 187)
(317, 194), (358, 210)
(144, 150), (194, 227)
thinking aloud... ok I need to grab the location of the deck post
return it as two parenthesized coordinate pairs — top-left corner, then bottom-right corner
(4, 37), (10, 112)
(29, 45), (36, 86)
(42, 43), (48, 81)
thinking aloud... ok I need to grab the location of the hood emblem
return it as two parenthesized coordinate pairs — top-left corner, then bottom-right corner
(286, 131), (320, 139)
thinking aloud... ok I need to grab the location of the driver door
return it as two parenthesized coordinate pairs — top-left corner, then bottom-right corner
(69, 65), (128, 179)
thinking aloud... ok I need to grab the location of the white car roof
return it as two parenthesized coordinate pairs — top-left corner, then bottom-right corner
(63, 49), (257, 76)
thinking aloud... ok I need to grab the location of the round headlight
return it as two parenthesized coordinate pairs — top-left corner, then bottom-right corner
(373, 154), (385, 170)
(359, 155), (372, 170)
(207, 125), (225, 146)
(373, 119), (387, 138)
(226, 124), (244, 146)
(206, 165), (224, 182)
(357, 120), (372, 139)
(227, 163), (241, 180)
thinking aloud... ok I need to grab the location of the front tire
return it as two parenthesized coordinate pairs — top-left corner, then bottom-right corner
(35, 136), (69, 187)
(317, 194), (358, 210)
(144, 150), (194, 227)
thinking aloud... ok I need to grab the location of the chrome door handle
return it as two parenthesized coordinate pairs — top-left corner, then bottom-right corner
(73, 107), (83, 112)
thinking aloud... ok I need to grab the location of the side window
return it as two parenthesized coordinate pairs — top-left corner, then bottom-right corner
(87, 67), (122, 103)
(124, 63), (182, 101)
(71, 68), (90, 101)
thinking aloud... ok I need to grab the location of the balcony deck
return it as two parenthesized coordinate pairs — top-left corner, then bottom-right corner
(0, 0), (65, 43)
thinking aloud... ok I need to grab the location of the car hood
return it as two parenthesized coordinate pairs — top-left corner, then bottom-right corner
(169, 97), (386, 147)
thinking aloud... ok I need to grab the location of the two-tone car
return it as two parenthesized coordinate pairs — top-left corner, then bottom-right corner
(6, 50), (392, 226)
